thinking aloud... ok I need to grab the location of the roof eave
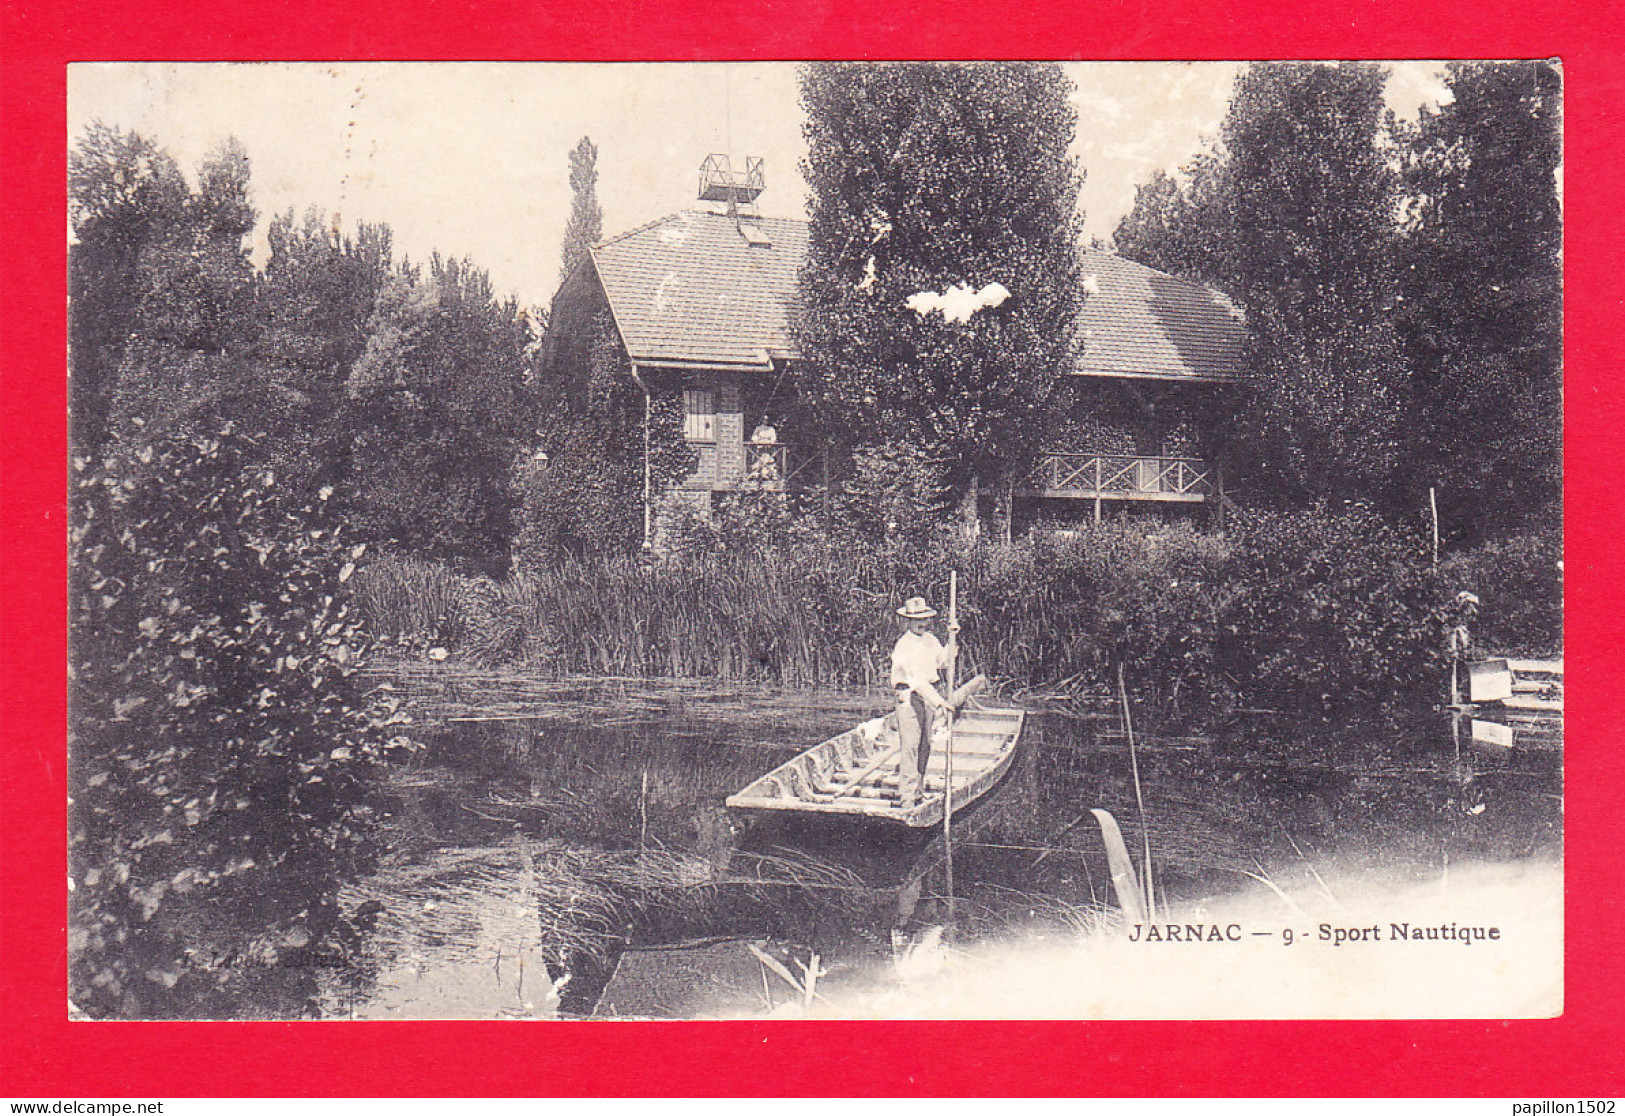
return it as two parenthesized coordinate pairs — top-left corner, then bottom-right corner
(630, 356), (778, 374)
(586, 246), (641, 368)
(1069, 368), (1240, 383)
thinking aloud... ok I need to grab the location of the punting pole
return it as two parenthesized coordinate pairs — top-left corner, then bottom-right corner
(1430, 487), (1440, 572)
(943, 570), (958, 942)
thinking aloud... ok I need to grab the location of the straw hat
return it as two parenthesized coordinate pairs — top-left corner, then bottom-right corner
(1455, 591), (1481, 607)
(896, 597), (938, 619)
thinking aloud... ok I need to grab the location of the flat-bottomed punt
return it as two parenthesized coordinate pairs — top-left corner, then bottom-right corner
(725, 705), (1026, 828)
(1457, 658), (1563, 750)
(1463, 658), (1563, 711)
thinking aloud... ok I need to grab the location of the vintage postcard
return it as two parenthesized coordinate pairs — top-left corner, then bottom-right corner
(64, 60), (1562, 1024)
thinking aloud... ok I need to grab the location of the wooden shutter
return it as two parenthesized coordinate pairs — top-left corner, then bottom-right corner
(683, 389), (716, 442)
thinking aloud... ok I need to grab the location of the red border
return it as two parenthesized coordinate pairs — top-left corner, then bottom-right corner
(5, 0), (1621, 1097)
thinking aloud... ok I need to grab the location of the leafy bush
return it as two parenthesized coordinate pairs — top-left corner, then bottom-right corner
(1219, 505), (1441, 707)
(967, 521), (1233, 704)
(1438, 527), (1563, 656)
(711, 490), (796, 554)
(831, 442), (956, 548)
(513, 438), (643, 561)
(654, 494), (723, 560)
(69, 421), (409, 1018)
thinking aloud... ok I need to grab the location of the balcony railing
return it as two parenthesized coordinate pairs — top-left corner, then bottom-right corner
(736, 444), (790, 491)
(1029, 453), (1214, 501)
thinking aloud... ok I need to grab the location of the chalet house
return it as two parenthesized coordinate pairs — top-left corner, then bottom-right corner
(548, 160), (1244, 543)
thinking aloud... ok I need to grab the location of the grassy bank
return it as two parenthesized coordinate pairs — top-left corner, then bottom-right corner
(352, 508), (1561, 714)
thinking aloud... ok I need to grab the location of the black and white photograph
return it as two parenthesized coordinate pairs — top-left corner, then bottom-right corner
(66, 60), (1563, 1021)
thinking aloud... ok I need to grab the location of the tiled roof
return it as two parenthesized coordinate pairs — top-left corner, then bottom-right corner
(1075, 248), (1243, 380)
(587, 213), (1241, 380)
(590, 210), (809, 370)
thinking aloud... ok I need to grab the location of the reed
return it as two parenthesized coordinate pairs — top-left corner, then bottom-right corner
(1089, 808), (1148, 923)
(465, 548), (893, 685)
(1118, 662), (1157, 919)
(351, 554), (490, 647)
(348, 836), (872, 972)
(357, 505), (1461, 713)
(746, 942), (827, 1011)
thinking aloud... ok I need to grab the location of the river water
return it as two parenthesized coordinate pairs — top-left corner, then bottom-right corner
(306, 674), (1561, 1020)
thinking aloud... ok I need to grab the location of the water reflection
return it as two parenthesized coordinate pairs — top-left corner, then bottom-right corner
(312, 677), (1561, 1019)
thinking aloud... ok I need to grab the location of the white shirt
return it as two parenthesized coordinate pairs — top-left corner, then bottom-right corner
(891, 630), (950, 694)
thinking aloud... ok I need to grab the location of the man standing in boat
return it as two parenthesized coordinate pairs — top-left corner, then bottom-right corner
(891, 596), (958, 807)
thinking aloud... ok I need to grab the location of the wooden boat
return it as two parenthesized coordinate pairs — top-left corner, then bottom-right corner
(1455, 658), (1563, 750)
(725, 701), (1026, 828)
(1463, 658), (1564, 714)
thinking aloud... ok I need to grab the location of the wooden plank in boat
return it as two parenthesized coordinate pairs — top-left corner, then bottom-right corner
(724, 707), (1025, 828)
(1501, 694), (1563, 713)
(1468, 660), (1513, 703)
(879, 766), (993, 788)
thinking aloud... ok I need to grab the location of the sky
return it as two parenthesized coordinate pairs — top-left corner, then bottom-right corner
(68, 62), (1450, 309)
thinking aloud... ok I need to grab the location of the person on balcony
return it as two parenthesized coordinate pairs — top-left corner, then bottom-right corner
(890, 597), (958, 807)
(747, 421), (780, 486)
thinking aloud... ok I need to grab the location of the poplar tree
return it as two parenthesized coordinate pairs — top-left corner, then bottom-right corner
(1116, 64), (1410, 508)
(1397, 61), (1562, 541)
(793, 62), (1085, 527)
(1112, 152), (1226, 284)
(559, 136), (603, 285)
(1217, 63), (1409, 507)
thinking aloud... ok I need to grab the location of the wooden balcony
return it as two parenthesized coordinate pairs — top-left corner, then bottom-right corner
(735, 444), (789, 492)
(1027, 453), (1215, 503)
(688, 443), (816, 494)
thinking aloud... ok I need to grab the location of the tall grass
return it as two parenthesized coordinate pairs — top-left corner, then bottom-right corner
(349, 507), (1553, 713)
(458, 526), (1236, 693)
(465, 550), (898, 686)
(350, 554), (494, 648)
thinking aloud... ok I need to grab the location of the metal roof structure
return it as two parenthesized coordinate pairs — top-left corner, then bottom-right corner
(586, 212), (1242, 380)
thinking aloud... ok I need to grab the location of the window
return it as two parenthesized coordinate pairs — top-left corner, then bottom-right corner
(683, 389), (716, 442)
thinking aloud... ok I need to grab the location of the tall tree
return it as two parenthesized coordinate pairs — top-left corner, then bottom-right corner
(1397, 61), (1562, 542)
(257, 210), (393, 402)
(102, 137), (260, 452)
(344, 255), (532, 572)
(559, 136), (603, 285)
(1112, 151), (1226, 283)
(1221, 65), (1410, 506)
(251, 208), (395, 493)
(793, 62), (1086, 525)
(68, 124), (189, 460)
(1114, 66), (1415, 509)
